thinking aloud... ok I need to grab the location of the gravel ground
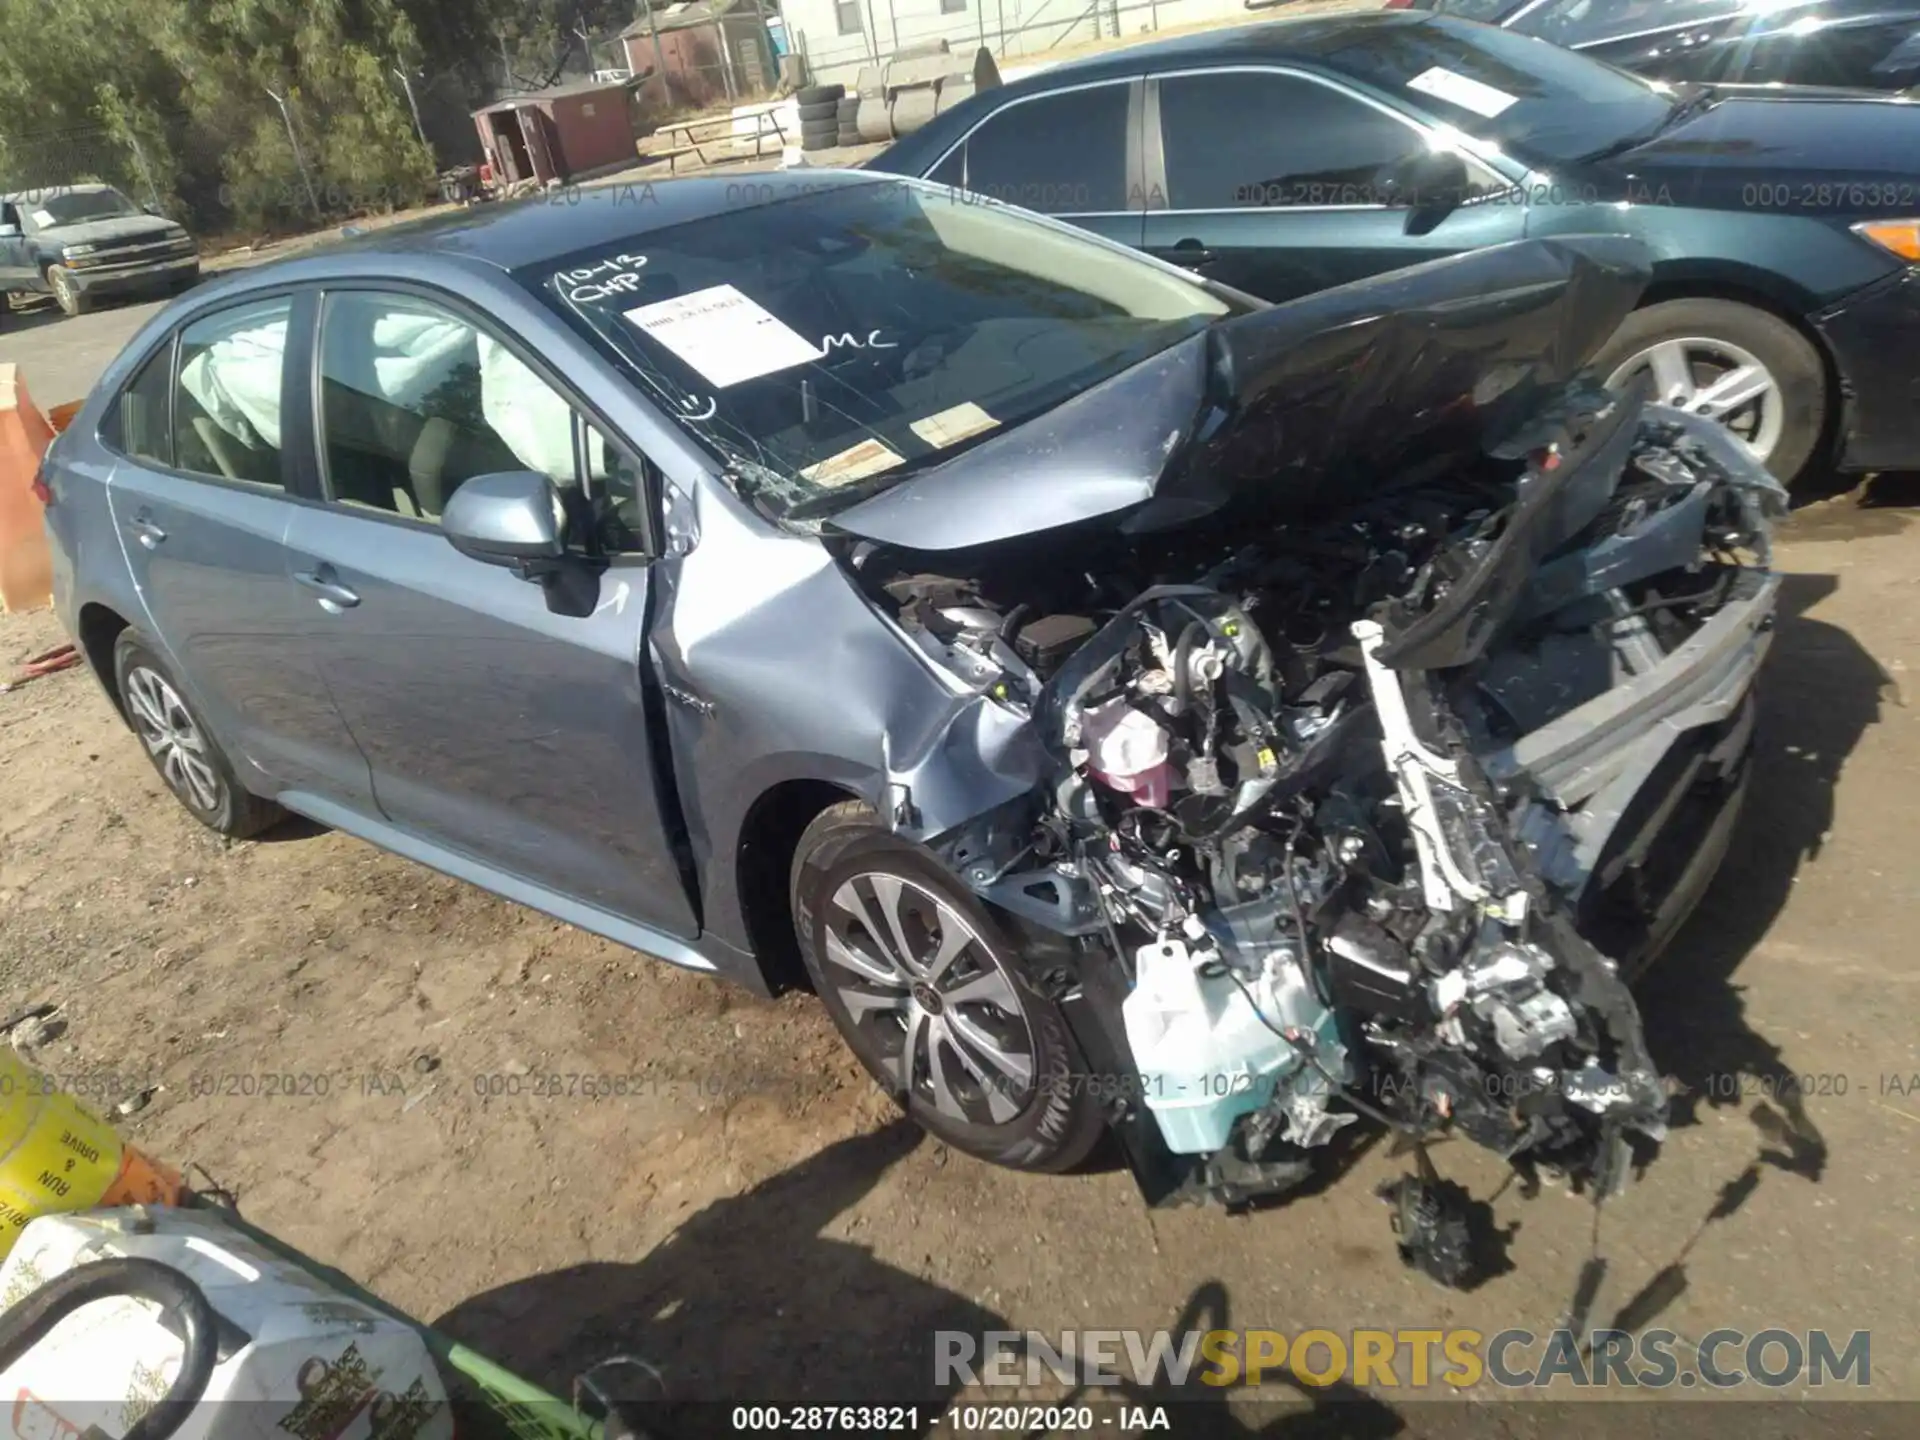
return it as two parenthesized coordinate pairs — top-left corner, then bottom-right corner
(2, 273), (1917, 1433)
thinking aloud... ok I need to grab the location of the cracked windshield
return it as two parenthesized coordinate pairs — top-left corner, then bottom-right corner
(537, 179), (1230, 518)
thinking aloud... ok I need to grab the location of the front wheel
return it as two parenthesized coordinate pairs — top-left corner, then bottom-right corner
(1593, 298), (1827, 486)
(790, 801), (1106, 1173)
(46, 264), (89, 317)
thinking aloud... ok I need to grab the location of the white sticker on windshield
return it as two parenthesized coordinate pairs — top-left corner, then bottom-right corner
(802, 438), (904, 487)
(1406, 66), (1518, 119)
(29, 209), (54, 227)
(911, 402), (999, 450)
(623, 283), (824, 388)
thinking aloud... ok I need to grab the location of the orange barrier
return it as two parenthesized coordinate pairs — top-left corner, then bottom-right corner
(0, 363), (56, 613)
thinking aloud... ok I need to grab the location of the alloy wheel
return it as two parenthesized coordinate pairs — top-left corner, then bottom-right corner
(125, 665), (223, 814)
(1607, 336), (1784, 464)
(822, 871), (1036, 1125)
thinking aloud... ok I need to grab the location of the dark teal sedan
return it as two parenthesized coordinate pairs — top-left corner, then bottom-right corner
(870, 11), (1920, 485)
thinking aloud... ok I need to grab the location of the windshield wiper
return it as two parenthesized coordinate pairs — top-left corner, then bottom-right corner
(1580, 83), (1718, 162)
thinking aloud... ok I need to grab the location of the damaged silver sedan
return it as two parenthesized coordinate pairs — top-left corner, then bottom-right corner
(46, 175), (1782, 1280)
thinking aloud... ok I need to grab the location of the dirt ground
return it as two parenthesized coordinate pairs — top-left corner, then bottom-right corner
(3, 320), (1919, 1431)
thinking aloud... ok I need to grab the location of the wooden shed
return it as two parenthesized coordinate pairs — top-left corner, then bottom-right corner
(473, 79), (639, 187)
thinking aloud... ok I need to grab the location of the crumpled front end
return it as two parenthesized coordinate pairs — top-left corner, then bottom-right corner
(839, 383), (1781, 1273)
(825, 238), (1784, 1280)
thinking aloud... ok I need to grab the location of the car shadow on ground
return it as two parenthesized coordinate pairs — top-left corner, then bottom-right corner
(434, 1118), (1407, 1438)
(434, 1120), (1000, 1433)
(1611, 568), (1895, 1333)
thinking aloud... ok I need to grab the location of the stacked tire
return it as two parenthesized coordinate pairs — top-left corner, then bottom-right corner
(797, 83), (844, 152)
(836, 94), (862, 148)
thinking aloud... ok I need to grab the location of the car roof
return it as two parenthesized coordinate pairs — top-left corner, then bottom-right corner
(1, 182), (129, 204)
(866, 11), (1457, 174)
(249, 170), (888, 276)
(986, 10), (1449, 89)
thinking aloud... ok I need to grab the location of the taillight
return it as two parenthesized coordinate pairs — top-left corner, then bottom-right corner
(29, 462), (51, 506)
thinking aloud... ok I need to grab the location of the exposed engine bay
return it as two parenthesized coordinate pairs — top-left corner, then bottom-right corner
(839, 379), (1784, 1280)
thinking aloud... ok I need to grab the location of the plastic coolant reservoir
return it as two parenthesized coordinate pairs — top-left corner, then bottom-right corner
(1080, 697), (1174, 809)
(0, 1206), (452, 1440)
(1120, 939), (1293, 1154)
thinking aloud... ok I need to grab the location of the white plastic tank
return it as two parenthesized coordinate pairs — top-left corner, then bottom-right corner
(0, 1206), (451, 1440)
(1121, 938), (1294, 1154)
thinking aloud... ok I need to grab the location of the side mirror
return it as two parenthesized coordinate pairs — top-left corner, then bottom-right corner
(0, 223), (19, 239)
(442, 470), (567, 572)
(1379, 150), (1470, 234)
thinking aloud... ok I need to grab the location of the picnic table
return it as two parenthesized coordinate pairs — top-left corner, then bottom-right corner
(647, 108), (788, 173)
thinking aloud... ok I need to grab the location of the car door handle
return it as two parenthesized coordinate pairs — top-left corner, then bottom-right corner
(293, 568), (361, 612)
(125, 515), (166, 549)
(1166, 240), (1214, 268)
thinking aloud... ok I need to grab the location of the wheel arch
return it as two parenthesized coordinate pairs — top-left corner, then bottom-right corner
(734, 777), (866, 996)
(76, 602), (134, 725)
(1629, 266), (1846, 471)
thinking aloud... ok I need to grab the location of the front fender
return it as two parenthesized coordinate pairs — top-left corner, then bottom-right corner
(652, 474), (1046, 956)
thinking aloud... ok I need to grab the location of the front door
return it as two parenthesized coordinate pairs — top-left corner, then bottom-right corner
(1139, 69), (1527, 304)
(102, 292), (375, 806)
(283, 286), (699, 938)
(0, 201), (35, 290)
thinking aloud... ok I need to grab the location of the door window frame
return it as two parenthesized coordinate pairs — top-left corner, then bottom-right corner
(97, 287), (317, 501)
(302, 278), (665, 563)
(1142, 64), (1517, 216)
(918, 76), (1149, 219)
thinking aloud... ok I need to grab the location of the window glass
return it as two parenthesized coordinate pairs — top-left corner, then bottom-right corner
(535, 181), (1231, 522)
(936, 83), (1130, 212)
(1293, 15), (1670, 164)
(835, 0), (862, 33)
(1158, 72), (1426, 210)
(109, 342), (175, 468)
(1512, 0), (1741, 46)
(174, 296), (290, 487)
(1433, 0), (1522, 19)
(319, 291), (584, 522)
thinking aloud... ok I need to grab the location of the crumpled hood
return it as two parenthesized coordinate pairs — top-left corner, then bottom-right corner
(37, 215), (182, 248)
(826, 235), (1653, 553)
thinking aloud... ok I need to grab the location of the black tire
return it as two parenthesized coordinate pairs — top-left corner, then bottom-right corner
(797, 99), (840, 122)
(837, 128), (862, 147)
(800, 116), (839, 139)
(797, 83), (845, 106)
(837, 96), (860, 121)
(46, 264), (89, 317)
(1590, 297), (1827, 486)
(800, 134), (836, 153)
(791, 801), (1106, 1173)
(113, 632), (282, 839)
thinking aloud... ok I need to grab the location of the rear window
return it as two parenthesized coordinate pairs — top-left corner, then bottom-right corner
(530, 180), (1232, 520)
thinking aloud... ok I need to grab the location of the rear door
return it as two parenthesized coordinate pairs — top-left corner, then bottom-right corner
(281, 285), (699, 939)
(922, 77), (1148, 252)
(1140, 68), (1525, 304)
(101, 291), (375, 807)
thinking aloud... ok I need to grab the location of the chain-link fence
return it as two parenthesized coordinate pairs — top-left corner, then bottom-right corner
(0, 123), (166, 212)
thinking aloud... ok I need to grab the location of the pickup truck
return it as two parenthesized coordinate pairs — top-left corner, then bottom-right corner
(0, 184), (199, 318)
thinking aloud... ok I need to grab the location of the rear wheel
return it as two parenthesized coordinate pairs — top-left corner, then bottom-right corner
(791, 801), (1105, 1172)
(113, 633), (282, 839)
(1594, 298), (1826, 486)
